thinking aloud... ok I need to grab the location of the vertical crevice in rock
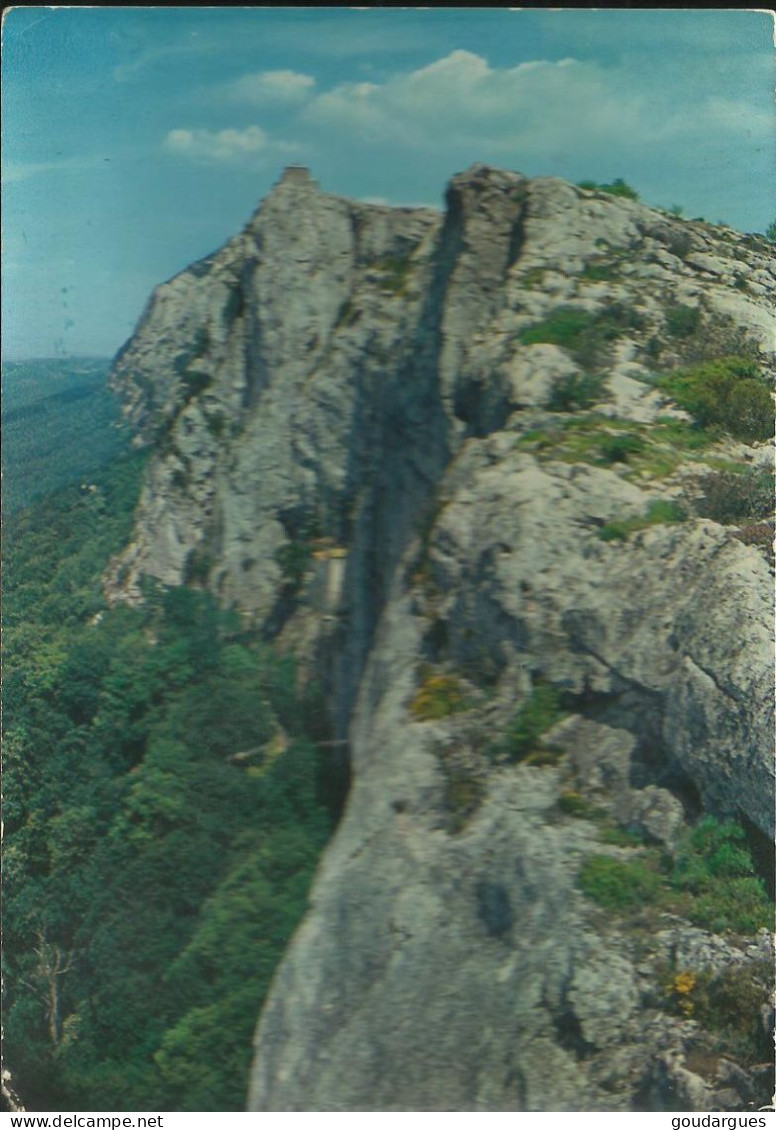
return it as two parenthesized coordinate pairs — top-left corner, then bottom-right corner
(327, 198), (469, 738)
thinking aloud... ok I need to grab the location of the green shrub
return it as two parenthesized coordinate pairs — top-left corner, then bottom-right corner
(645, 335), (663, 362)
(558, 791), (608, 819)
(519, 307), (594, 349)
(520, 303), (642, 373)
(645, 499), (687, 523)
(599, 499), (686, 542)
(599, 519), (639, 543)
(579, 854), (664, 910)
(726, 381), (773, 443)
(547, 372), (604, 412)
(661, 961), (774, 1067)
(651, 417), (713, 451)
(599, 522), (640, 542)
(375, 255), (412, 296)
(580, 263), (617, 282)
(692, 962), (774, 1065)
(666, 303), (702, 339)
(734, 520), (775, 562)
(766, 220), (776, 243)
(646, 308), (761, 372)
(577, 177), (639, 201)
(520, 267), (548, 290)
(579, 817), (774, 935)
(686, 320), (760, 367)
(672, 819), (773, 934)
(602, 178), (639, 200)
(500, 683), (566, 763)
(658, 356), (772, 443)
(689, 879), (774, 935)
(695, 466), (774, 524)
(558, 790), (594, 817)
(516, 415), (716, 480)
(275, 540), (312, 594)
(597, 433), (645, 464)
(674, 818), (755, 887)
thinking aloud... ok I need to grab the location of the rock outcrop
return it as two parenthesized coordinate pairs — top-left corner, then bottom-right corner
(107, 165), (775, 1111)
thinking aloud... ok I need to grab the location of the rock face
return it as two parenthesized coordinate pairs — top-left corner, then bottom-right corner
(108, 165), (775, 1112)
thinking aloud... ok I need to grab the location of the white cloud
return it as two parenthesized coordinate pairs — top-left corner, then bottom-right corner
(303, 51), (615, 151)
(163, 125), (300, 164)
(301, 49), (769, 159)
(220, 69), (316, 105)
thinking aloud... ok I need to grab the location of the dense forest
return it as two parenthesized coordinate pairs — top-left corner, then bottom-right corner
(4, 445), (340, 1111)
(2, 358), (130, 513)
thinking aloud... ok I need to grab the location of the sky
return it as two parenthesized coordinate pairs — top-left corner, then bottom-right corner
(3, 6), (775, 359)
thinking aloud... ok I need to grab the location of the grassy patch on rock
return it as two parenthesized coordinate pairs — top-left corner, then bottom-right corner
(515, 414), (735, 483)
(578, 817), (773, 936)
(579, 852), (665, 910)
(410, 665), (470, 721)
(578, 262), (620, 283)
(492, 683), (568, 765)
(598, 499), (687, 542)
(518, 303), (644, 372)
(671, 818), (774, 934)
(547, 372), (605, 412)
(373, 254), (413, 297)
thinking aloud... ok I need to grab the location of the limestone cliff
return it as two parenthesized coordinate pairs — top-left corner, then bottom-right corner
(107, 165), (775, 1112)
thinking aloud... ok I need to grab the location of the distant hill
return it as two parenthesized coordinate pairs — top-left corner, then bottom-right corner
(2, 357), (131, 512)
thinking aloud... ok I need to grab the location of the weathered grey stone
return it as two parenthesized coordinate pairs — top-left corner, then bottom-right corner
(624, 786), (686, 850)
(106, 164), (775, 1112)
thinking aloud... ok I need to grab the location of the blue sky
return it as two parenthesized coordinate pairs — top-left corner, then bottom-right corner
(3, 7), (774, 359)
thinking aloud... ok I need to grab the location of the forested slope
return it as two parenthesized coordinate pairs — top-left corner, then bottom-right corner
(3, 454), (338, 1110)
(2, 358), (129, 513)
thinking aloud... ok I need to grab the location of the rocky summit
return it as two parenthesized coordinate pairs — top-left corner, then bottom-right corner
(107, 165), (775, 1112)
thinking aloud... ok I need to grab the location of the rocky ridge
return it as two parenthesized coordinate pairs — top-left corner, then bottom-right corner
(107, 165), (775, 1111)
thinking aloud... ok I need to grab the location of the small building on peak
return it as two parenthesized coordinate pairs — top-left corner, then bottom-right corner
(278, 165), (318, 189)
